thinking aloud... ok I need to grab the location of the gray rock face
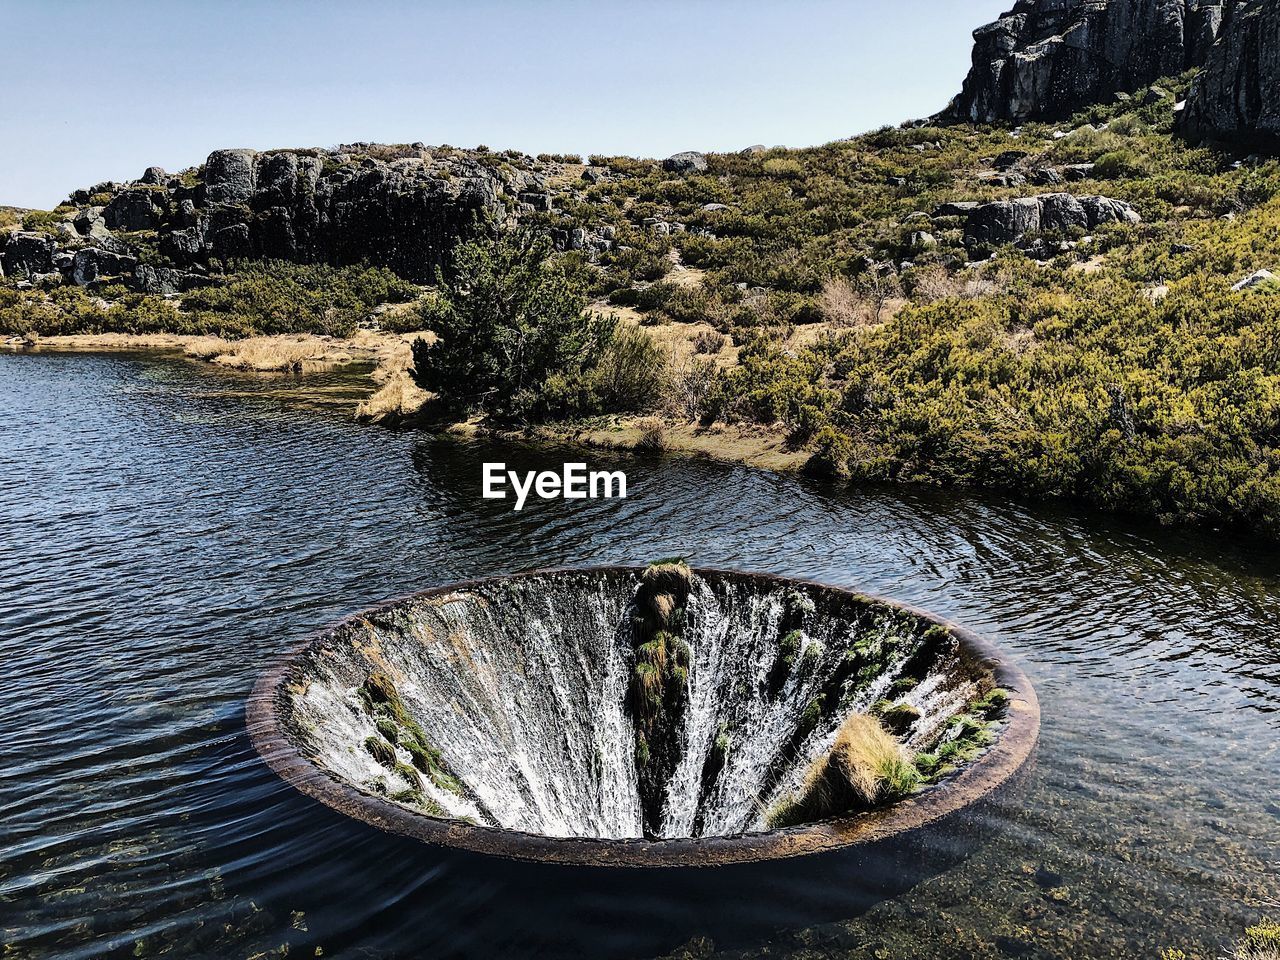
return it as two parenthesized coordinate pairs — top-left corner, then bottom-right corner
(28, 145), (549, 292)
(1180, 0), (1280, 143)
(134, 264), (204, 295)
(76, 147), (509, 283)
(70, 248), (138, 286)
(1, 232), (56, 279)
(663, 151), (709, 174)
(964, 193), (1141, 249)
(103, 189), (161, 232)
(205, 149), (259, 205)
(949, 0), (1226, 122)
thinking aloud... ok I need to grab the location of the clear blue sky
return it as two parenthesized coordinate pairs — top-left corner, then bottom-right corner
(1, 0), (1007, 209)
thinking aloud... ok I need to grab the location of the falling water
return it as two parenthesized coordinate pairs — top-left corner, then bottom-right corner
(285, 569), (986, 840)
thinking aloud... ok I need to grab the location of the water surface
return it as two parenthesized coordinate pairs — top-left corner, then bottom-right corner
(1, 352), (1276, 959)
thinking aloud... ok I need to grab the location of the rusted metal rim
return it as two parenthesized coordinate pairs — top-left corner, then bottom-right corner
(246, 566), (1040, 868)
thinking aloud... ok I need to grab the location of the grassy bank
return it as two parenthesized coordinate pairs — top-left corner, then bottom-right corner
(4, 77), (1280, 538)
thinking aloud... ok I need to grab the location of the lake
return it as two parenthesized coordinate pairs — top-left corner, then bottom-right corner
(1, 351), (1276, 959)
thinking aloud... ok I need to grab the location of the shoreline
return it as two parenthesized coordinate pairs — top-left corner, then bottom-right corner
(3, 329), (809, 474)
(10, 331), (1274, 550)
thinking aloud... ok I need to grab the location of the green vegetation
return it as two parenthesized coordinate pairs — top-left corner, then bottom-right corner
(913, 688), (1007, 780)
(182, 260), (418, 336)
(0, 260), (417, 338)
(1235, 919), (1280, 960)
(357, 671), (462, 799)
(6, 72), (1280, 538)
(767, 713), (921, 829)
(409, 226), (666, 422)
(627, 560), (694, 834)
(1164, 915), (1280, 960)
(559, 79), (1280, 539)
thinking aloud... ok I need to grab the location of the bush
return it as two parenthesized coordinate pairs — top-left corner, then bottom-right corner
(588, 324), (667, 413)
(1094, 149), (1148, 179)
(183, 260), (419, 337)
(410, 227), (664, 422)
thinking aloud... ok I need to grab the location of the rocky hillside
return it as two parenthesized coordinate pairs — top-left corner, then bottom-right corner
(0, 144), (609, 292)
(948, 0), (1276, 145)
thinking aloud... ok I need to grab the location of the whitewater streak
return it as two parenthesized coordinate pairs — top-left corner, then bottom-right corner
(283, 569), (987, 840)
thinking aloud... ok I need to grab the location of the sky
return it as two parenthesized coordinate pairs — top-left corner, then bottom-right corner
(0, 0), (1008, 210)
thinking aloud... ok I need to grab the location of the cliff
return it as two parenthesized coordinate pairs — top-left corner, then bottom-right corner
(1179, 0), (1280, 144)
(947, 0), (1224, 123)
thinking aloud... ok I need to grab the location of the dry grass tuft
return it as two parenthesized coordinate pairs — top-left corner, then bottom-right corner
(636, 417), (669, 451)
(767, 713), (919, 828)
(182, 335), (351, 372)
(821, 713), (918, 805)
(1233, 919), (1280, 960)
(819, 274), (902, 327)
(355, 333), (433, 422)
(356, 369), (431, 423)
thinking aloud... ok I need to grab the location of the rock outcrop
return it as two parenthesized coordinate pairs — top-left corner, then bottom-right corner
(1, 143), (602, 293)
(662, 151), (708, 174)
(1179, 0), (1280, 143)
(948, 0), (1226, 123)
(1, 232), (56, 279)
(162, 147), (508, 282)
(964, 193), (1141, 252)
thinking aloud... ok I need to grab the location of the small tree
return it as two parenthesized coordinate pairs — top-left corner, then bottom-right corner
(410, 227), (616, 421)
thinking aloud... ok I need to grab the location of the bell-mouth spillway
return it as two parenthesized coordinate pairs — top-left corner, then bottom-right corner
(247, 566), (1039, 867)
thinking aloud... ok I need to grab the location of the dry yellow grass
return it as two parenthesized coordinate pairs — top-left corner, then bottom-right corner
(767, 713), (920, 828)
(182, 335), (356, 372)
(820, 714), (914, 805)
(353, 329), (434, 422)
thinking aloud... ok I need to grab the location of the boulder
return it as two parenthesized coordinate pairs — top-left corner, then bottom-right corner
(211, 223), (252, 260)
(1063, 163), (1097, 182)
(205, 148), (258, 204)
(139, 166), (167, 185)
(133, 264), (204, 295)
(1180, 0), (1280, 144)
(933, 201), (980, 218)
(1079, 195), (1142, 227)
(1031, 167), (1066, 186)
(1, 232), (56, 279)
(1232, 269), (1275, 291)
(1039, 193), (1089, 233)
(662, 151), (708, 174)
(947, 0), (1227, 123)
(964, 194), (1140, 249)
(162, 227), (205, 264)
(103, 189), (160, 231)
(70, 248), (138, 286)
(993, 150), (1028, 171)
(908, 230), (939, 252)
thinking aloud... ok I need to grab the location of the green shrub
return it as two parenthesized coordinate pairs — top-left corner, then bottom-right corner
(409, 227), (659, 422)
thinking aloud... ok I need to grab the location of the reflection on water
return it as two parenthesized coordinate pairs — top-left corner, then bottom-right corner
(0, 352), (1277, 960)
